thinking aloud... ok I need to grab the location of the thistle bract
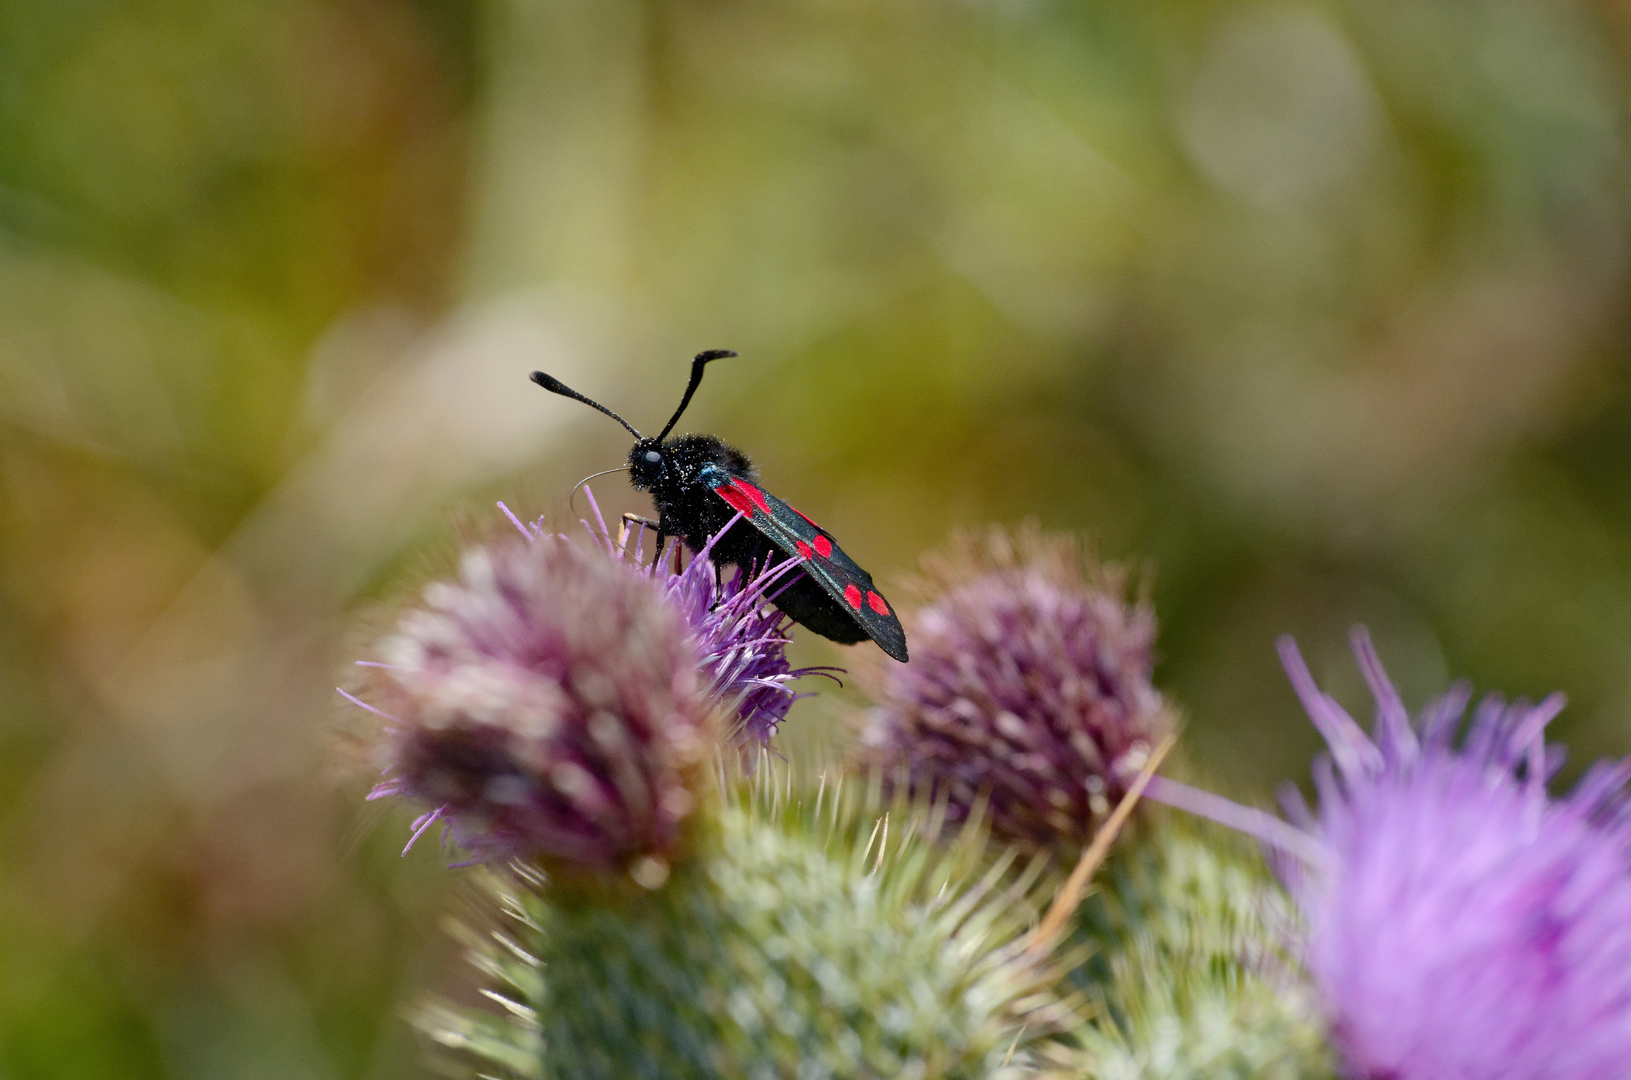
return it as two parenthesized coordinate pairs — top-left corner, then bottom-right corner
(859, 525), (1170, 845)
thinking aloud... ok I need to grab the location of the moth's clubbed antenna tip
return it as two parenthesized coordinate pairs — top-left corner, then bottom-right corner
(696, 348), (737, 362)
(531, 369), (643, 438)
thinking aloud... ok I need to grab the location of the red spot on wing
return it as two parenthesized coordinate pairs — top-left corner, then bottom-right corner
(732, 479), (771, 513)
(867, 591), (890, 615)
(716, 483), (756, 515)
(795, 540), (813, 559)
(812, 535), (833, 558)
(844, 583), (863, 610)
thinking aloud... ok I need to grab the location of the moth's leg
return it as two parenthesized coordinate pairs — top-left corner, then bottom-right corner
(618, 513), (661, 563)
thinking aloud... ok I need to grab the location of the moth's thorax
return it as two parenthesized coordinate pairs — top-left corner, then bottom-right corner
(627, 433), (755, 498)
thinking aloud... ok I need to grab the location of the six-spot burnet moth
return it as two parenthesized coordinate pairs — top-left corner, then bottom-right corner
(530, 350), (909, 662)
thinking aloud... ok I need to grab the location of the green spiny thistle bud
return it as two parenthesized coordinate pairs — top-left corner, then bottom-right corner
(1058, 816), (1335, 1080)
(419, 779), (1080, 1079)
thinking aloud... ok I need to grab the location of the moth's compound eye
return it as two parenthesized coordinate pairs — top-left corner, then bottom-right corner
(643, 450), (662, 465)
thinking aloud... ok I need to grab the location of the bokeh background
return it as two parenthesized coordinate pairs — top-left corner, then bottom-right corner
(4, 0), (1631, 1074)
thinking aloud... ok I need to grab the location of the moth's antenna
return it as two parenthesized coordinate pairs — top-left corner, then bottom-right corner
(654, 349), (736, 443)
(530, 371), (643, 439)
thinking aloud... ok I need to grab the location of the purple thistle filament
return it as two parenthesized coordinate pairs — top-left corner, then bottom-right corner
(1157, 628), (1631, 1080)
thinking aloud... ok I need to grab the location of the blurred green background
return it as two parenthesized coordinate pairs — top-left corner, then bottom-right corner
(3, 0), (1631, 1074)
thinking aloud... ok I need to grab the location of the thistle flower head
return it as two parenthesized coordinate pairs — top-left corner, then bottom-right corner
(359, 528), (710, 878)
(352, 498), (825, 876)
(1267, 629), (1631, 1080)
(857, 524), (1170, 845)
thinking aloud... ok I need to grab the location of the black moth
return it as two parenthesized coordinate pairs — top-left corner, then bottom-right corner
(530, 350), (908, 662)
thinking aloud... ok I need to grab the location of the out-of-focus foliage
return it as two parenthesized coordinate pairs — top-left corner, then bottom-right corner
(3, 0), (1631, 1075)
(0, 2), (478, 1077)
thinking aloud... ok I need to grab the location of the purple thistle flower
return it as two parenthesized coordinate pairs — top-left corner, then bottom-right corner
(857, 525), (1171, 846)
(642, 520), (836, 749)
(1156, 628), (1631, 1080)
(349, 494), (827, 874)
(563, 492), (834, 748)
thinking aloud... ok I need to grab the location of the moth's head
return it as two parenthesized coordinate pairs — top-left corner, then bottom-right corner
(628, 434), (750, 492)
(627, 438), (669, 491)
